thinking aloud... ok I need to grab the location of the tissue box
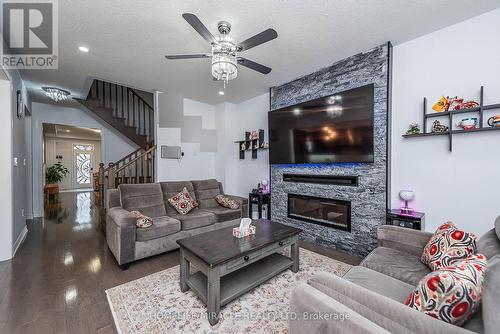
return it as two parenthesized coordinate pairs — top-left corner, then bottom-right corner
(232, 225), (256, 238)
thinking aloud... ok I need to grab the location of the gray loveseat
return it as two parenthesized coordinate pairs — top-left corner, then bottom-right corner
(106, 179), (248, 268)
(290, 217), (500, 334)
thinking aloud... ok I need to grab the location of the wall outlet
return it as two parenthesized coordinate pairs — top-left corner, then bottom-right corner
(23, 158), (26, 166)
(21, 208), (24, 217)
(13, 157), (18, 166)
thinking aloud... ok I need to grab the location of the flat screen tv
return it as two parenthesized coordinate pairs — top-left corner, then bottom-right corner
(268, 83), (374, 164)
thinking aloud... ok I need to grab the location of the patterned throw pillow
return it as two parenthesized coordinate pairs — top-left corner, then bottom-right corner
(130, 210), (153, 228)
(215, 194), (240, 209)
(406, 254), (487, 326)
(421, 222), (477, 270)
(168, 187), (198, 214)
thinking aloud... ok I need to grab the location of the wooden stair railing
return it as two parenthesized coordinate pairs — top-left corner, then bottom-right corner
(75, 79), (154, 147)
(96, 144), (156, 208)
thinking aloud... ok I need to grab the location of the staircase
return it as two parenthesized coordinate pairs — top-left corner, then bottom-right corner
(95, 144), (156, 208)
(76, 79), (157, 214)
(76, 79), (154, 147)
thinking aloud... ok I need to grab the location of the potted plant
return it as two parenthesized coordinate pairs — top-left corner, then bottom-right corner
(45, 162), (70, 194)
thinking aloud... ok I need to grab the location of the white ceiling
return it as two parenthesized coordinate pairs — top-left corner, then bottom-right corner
(21, 0), (500, 106)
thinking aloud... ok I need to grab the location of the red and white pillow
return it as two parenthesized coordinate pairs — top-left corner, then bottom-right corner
(130, 210), (154, 228)
(406, 253), (487, 326)
(215, 194), (240, 209)
(168, 187), (198, 214)
(421, 222), (477, 270)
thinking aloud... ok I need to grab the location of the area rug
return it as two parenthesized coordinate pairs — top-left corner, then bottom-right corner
(106, 248), (352, 334)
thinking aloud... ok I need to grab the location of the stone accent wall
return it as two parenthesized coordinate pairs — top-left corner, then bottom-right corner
(270, 43), (391, 257)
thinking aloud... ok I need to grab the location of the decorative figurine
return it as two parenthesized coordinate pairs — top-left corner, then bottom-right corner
(487, 115), (500, 127)
(405, 122), (421, 135)
(456, 118), (478, 130)
(250, 130), (259, 139)
(431, 120), (449, 133)
(240, 142), (246, 151)
(432, 96), (479, 112)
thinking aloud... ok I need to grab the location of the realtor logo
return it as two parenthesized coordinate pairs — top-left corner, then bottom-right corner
(1, 0), (58, 69)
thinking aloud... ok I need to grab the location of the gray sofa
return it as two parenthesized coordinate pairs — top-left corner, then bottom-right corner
(290, 217), (500, 334)
(106, 179), (248, 268)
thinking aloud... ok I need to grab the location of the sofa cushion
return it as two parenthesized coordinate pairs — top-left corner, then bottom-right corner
(167, 209), (216, 230)
(119, 184), (166, 218)
(167, 187), (198, 215)
(406, 254), (487, 326)
(215, 194), (240, 209)
(343, 266), (414, 303)
(421, 222), (477, 270)
(136, 216), (181, 241)
(130, 210), (153, 228)
(361, 246), (431, 286)
(160, 182), (197, 214)
(477, 228), (500, 259)
(203, 207), (241, 222)
(192, 179), (222, 209)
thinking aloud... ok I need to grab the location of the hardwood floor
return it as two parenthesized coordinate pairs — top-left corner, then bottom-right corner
(0, 192), (178, 334)
(0, 191), (361, 334)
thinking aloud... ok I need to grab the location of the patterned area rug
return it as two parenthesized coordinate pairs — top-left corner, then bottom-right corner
(106, 248), (352, 334)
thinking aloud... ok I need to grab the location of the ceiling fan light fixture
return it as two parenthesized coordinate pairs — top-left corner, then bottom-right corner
(211, 53), (237, 83)
(211, 37), (238, 84)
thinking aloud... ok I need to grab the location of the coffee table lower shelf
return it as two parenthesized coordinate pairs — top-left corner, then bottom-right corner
(187, 253), (293, 306)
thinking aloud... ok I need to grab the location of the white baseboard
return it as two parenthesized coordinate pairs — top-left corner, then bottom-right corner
(13, 226), (28, 257)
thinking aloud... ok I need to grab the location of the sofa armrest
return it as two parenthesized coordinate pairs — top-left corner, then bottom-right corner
(290, 283), (390, 334)
(377, 225), (433, 257)
(106, 207), (136, 265)
(306, 272), (473, 334)
(107, 207), (136, 228)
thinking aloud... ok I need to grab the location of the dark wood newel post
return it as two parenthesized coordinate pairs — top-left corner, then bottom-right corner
(108, 162), (116, 189)
(98, 163), (105, 207)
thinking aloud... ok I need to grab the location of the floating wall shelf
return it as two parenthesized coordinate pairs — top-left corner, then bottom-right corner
(235, 129), (268, 159)
(402, 86), (500, 151)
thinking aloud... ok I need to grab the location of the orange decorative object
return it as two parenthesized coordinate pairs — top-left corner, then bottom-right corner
(432, 96), (449, 112)
(432, 96), (479, 112)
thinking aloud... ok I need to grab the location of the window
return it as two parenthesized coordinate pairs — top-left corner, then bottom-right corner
(73, 144), (94, 151)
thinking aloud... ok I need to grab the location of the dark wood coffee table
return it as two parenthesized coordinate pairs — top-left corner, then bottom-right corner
(176, 219), (302, 325)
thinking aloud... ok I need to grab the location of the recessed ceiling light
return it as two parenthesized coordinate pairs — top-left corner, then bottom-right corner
(78, 46), (89, 53)
(218, 91), (224, 95)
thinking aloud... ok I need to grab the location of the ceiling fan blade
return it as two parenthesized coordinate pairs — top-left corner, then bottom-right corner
(237, 57), (272, 74)
(182, 13), (217, 44)
(237, 28), (278, 51)
(165, 54), (211, 59)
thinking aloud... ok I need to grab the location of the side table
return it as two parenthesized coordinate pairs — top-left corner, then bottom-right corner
(248, 192), (271, 219)
(386, 209), (425, 230)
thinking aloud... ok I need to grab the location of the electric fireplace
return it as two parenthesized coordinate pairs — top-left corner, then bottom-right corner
(287, 193), (351, 232)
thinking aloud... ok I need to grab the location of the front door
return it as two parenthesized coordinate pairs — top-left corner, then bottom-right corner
(73, 144), (94, 189)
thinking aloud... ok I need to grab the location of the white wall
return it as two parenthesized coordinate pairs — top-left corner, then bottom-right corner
(0, 64), (31, 259)
(0, 78), (14, 261)
(32, 102), (137, 216)
(391, 8), (500, 235)
(217, 93), (270, 197)
(156, 94), (217, 181)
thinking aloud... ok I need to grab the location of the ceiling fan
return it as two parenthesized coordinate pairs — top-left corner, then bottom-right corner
(165, 13), (278, 85)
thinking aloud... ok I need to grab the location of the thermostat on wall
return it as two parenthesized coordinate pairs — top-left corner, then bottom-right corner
(161, 146), (183, 159)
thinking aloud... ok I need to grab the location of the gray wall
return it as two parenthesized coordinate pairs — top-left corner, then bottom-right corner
(5, 65), (32, 247)
(270, 43), (391, 257)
